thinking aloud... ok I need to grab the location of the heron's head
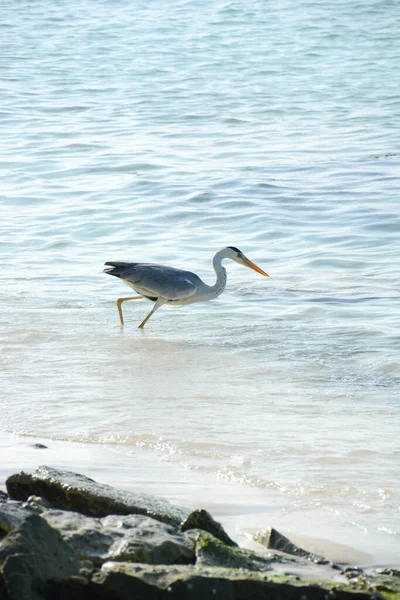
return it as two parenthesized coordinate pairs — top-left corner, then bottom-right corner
(226, 246), (270, 277)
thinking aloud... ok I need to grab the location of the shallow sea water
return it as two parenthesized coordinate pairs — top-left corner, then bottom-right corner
(1, 0), (400, 563)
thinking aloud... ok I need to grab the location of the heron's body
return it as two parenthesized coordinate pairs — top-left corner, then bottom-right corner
(104, 247), (269, 328)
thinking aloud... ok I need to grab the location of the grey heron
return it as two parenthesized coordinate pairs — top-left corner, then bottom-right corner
(104, 246), (269, 328)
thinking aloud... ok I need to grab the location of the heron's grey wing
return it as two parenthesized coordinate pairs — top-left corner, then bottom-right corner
(121, 264), (201, 300)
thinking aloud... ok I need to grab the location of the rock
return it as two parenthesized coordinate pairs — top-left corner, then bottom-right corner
(0, 575), (9, 600)
(0, 494), (36, 536)
(0, 513), (81, 600)
(344, 567), (365, 576)
(42, 577), (94, 600)
(6, 466), (186, 527)
(345, 567), (400, 597)
(194, 530), (290, 572)
(23, 495), (52, 512)
(41, 510), (195, 567)
(255, 527), (329, 564)
(85, 562), (376, 600)
(32, 443), (48, 449)
(180, 508), (237, 547)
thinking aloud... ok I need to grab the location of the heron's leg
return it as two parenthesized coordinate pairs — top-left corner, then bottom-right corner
(116, 296), (143, 326)
(138, 298), (164, 329)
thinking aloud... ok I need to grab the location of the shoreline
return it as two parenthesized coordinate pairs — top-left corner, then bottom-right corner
(2, 463), (400, 600)
(1, 430), (398, 569)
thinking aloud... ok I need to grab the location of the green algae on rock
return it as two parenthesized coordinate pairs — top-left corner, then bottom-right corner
(180, 508), (238, 547)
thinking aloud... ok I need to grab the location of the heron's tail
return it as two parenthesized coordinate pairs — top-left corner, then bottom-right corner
(104, 262), (134, 277)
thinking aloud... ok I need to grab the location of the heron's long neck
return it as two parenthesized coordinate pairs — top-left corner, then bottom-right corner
(207, 251), (227, 298)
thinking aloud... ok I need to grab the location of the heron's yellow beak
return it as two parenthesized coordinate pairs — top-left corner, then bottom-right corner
(243, 257), (270, 277)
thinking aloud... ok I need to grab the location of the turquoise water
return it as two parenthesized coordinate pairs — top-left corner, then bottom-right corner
(1, 0), (399, 562)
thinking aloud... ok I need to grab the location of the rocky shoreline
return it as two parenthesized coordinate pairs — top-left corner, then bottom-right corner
(0, 466), (398, 599)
